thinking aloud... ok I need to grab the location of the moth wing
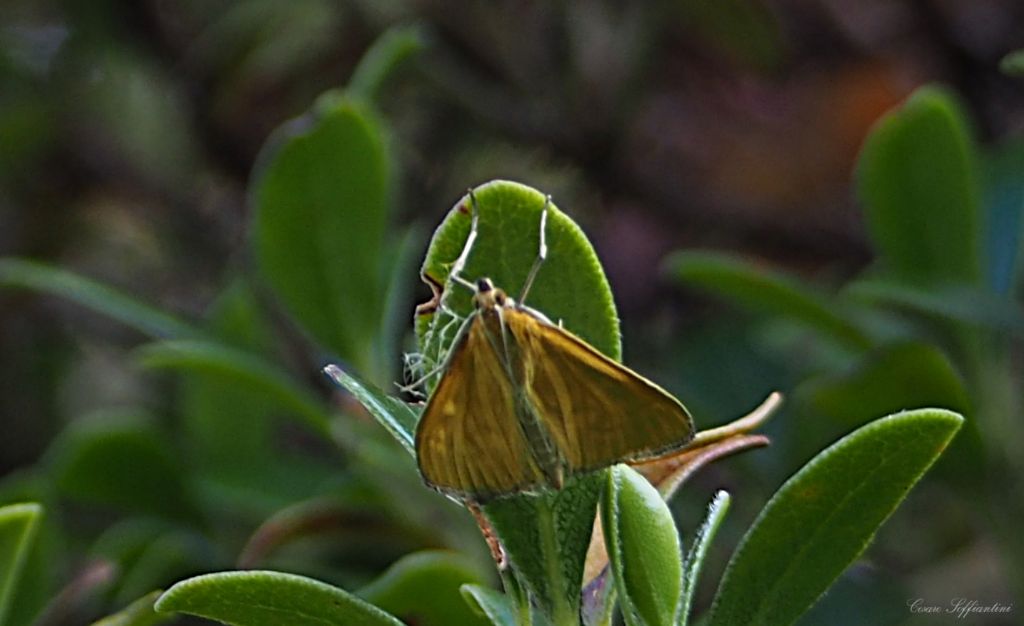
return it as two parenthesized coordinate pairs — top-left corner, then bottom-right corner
(506, 308), (695, 470)
(415, 316), (546, 499)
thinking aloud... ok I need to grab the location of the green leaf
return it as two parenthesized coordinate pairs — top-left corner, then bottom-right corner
(111, 531), (211, 608)
(252, 96), (390, 378)
(136, 339), (331, 437)
(460, 584), (518, 626)
(795, 342), (984, 490)
(666, 251), (872, 352)
(191, 1), (341, 93)
(484, 473), (604, 625)
(358, 551), (491, 626)
(0, 477), (60, 626)
(165, 281), (337, 516)
(707, 408), (963, 626)
(798, 343), (969, 429)
(844, 279), (1024, 336)
(416, 181), (621, 371)
(857, 86), (982, 287)
(89, 520), (196, 606)
(0, 503), (42, 626)
(0, 258), (196, 338)
(1000, 49), (1024, 76)
(982, 140), (1024, 296)
(793, 341), (967, 439)
(46, 412), (197, 522)
(601, 466), (682, 626)
(177, 280), (279, 475)
(348, 25), (425, 103)
(680, 491), (730, 626)
(154, 570), (405, 626)
(323, 364), (419, 456)
(91, 591), (168, 626)
(201, 279), (276, 351)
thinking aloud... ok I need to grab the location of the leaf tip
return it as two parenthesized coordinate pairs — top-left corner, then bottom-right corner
(322, 363), (344, 383)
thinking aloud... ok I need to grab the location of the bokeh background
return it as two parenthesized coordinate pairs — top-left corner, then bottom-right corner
(1, 1), (1023, 625)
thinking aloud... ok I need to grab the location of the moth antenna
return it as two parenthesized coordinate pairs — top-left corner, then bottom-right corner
(446, 189), (480, 292)
(518, 194), (550, 304)
(421, 189), (480, 368)
(438, 304), (465, 320)
(450, 273), (476, 292)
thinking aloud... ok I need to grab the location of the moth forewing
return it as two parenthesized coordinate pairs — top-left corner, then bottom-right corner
(503, 304), (695, 472)
(476, 293), (566, 489)
(415, 300), (549, 500)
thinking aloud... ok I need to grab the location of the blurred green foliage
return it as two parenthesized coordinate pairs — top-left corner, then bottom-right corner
(1, 1), (1022, 625)
(671, 87), (1024, 618)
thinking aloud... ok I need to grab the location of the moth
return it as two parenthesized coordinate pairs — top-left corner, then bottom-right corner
(414, 194), (695, 500)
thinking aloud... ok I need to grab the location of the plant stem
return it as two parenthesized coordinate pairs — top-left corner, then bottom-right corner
(537, 502), (577, 626)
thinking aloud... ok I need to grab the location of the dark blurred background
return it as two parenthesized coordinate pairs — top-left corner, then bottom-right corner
(2, 1), (1023, 625)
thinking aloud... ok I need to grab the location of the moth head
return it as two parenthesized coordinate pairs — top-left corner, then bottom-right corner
(474, 277), (507, 309)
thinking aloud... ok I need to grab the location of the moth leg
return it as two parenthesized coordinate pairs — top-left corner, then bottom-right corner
(401, 312), (476, 393)
(398, 353), (429, 399)
(415, 311), (464, 374)
(397, 360), (447, 394)
(399, 350), (446, 398)
(518, 194), (550, 305)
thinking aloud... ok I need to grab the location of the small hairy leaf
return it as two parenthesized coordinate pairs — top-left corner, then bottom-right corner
(154, 571), (404, 626)
(680, 491), (731, 626)
(323, 364), (419, 455)
(0, 503), (42, 626)
(708, 408), (963, 626)
(601, 466), (682, 626)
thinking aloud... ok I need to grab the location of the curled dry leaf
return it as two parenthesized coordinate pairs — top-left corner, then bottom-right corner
(581, 392), (781, 588)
